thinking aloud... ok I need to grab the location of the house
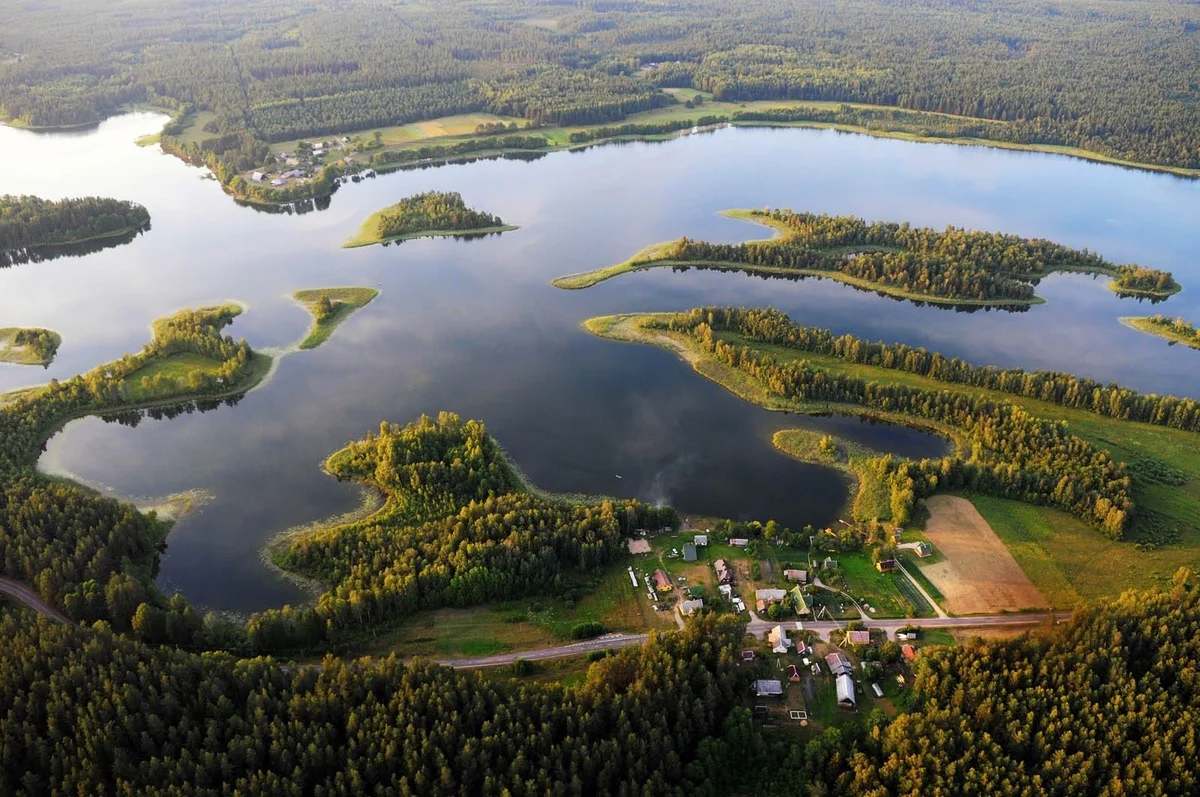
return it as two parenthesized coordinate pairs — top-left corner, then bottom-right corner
(251, 171), (265, 182)
(693, 534), (708, 547)
(871, 682), (884, 698)
(679, 598), (704, 616)
(876, 558), (898, 573)
(787, 664), (801, 682)
(730, 538), (750, 547)
(915, 541), (934, 558)
(822, 557), (838, 570)
(892, 528), (903, 542)
(753, 679), (784, 697)
(901, 644), (916, 662)
(847, 630), (871, 645)
(788, 586), (812, 616)
(714, 559), (733, 584)
(836, 674), (856, 708)
(784, 568), (807, 583)
(825, 652), (853, 677)
(756, 588), (788, 612)
(653, 569), (673, 592)
(768, 624), (792, 654)
(683, 542), (697, 562)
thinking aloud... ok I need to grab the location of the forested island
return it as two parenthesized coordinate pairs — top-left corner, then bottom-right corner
(0, 195), (150, 265)
(0, 327), (60, 366)
(1124, 315), (1200, 351)
(293, 287), (379, 349)
(344, 191), (515, 247)
(557, 209), (1181, 306)
(587, 308), (1200, 555)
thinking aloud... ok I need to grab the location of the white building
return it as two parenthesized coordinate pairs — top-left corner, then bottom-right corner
(768, 624), (792, 654)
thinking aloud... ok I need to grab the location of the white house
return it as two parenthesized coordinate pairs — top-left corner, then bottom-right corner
(768, 624), (792, 654)
(251, 171), (265, 182)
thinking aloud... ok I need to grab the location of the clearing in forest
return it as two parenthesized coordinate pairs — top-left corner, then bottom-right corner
(920, 495), (1048, 614)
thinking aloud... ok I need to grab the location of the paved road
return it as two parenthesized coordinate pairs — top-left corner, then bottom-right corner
(438, 612), (1070, 668)
(0, 577), (70, 624)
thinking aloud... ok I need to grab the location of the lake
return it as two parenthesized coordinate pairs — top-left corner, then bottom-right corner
(2, 114), (1198, 614)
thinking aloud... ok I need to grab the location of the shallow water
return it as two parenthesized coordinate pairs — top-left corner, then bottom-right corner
(3, 114), (1197, 613)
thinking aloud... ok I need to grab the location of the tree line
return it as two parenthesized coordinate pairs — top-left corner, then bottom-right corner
(659, 209), (1177, 303)
(0, 195), (149, 262)
(652, 311), (1134, 537)
(566, 115), (726, 144)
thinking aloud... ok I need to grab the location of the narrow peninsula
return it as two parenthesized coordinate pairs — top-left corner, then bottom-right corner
(293, 287), (379, 349)
(1123, 315), (1200, 351)
(344, 190), (516, 248)
(0, 327), (60, 366)
(1, 195), (150, 266)
(556, 209), (1181, 306)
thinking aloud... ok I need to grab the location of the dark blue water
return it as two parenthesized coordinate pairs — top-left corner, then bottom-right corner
(2, 114), (1197, 613)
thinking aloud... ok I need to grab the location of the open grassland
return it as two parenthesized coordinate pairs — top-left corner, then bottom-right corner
(1121, 316), (1200, 351)
(585, 313), (1200, 604)
(121, 351), (271, 403)
(0, 328), (60, 366)
(292, 287), (379, 350)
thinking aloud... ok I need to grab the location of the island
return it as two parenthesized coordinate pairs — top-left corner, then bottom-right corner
(343, 191), (516, 248)
(0, 327), (60, 366)
(0, 195), (150, 266)
(1123, 314), (1200, 350)
(292, 287), (380, 349)
(555, 209), (1181, 306)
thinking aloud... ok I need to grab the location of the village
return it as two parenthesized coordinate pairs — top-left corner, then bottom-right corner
(249, 136), (360, 188)
(624, 517), (944, 733)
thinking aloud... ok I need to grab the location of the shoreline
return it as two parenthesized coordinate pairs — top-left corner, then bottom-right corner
(344, 224), (518, 249)
(291, 287), (380, 349)
(1120, 316), (1200, 350)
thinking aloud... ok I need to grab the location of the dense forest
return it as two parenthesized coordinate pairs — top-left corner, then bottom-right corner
(3, 574), (1198, 794)
(649, 310), (1135, 537)
(0, 195), (149, 263)
(2, 0), (1199, 171)
(368, 191), (507, 242)
(658, 209), (1178, 304)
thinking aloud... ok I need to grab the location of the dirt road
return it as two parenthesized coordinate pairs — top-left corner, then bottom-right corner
(0, 577), (70, 624)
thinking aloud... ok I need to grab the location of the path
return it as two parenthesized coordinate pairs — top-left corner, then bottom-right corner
(0, 577), (70, 624)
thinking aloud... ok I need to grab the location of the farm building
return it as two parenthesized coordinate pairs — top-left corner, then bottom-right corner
(847, 630), (871, 645)
(836, 674), (856, 708)
(679, 599), (704, 616)
(784, 569), (807, 582)
(876, 558), (898, 573)
(902, 644), (916, 662)
(825, 652), (853, 677)
(653, 569), (673, 592)
(714, 558), (733, 584)
(753, 680), (784, 697)
(682, 542), (697, 562)
(693, 534), (708, 546)
(768, 625), (792, 653)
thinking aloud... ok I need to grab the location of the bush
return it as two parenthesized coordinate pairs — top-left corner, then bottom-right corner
(570, 622), (606, 640)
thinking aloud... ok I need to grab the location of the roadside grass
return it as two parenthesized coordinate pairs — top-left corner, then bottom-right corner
(359, 607), (559, 658)
(479, 654), (598, 687)
(293, 287), (379, 349)
(919, 628), (956, 647)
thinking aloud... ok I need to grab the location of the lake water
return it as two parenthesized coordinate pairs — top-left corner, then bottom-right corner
(2, 114), (1198, 614)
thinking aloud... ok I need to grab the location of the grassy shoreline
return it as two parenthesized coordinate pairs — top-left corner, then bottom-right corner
(1121, 316), (1200, 350)
(344, 224), (518, 248)
(292, 287), (380, 349)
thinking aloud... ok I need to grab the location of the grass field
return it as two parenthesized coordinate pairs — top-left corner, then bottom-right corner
(0, 327), (60, 366)
(292, 287), (379, 349)
(584, 313), (1200, 606)
(1121, 316), (1200, 351)
(835, 554), (921, 618)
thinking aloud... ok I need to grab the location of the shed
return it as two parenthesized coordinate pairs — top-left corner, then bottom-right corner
(753, 679), (784, 697)
(871, 682), (884, 698)
(682, 542), (697, 562)
(876, 558), (898, 573)
(251, 171), (264, 182)
(915, 541), (934, 558)
(836, 674), (856, 708)
(693, 534), (708, 546)
(730, 538), (750, 547)
(679, 598), (704, 616)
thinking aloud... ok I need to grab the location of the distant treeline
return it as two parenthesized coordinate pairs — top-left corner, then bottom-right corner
(654, 309), (1134, 537)
(662, 209), (1177, 303)
(567, 116), (726, 143)
(0, 195), (149, 260)
(373, 134), (549, 166)
(371, 191), (505, 240)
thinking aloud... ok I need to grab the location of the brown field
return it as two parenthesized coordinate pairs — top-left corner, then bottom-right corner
(919, 495), (1049, 614)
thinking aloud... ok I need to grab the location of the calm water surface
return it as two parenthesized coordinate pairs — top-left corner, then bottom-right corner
(2, 114), (1197, 613)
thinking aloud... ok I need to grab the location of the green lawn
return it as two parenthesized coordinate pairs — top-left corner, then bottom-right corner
(122, 353), (227, 401)
(834, 554), (918, 618)
(292, 287), (379, 349)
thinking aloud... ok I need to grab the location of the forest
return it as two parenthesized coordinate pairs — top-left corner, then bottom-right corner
(347, 191), (512, 246)
(0, 195), (150, 263)
(646, 310), (1135, 537)
(2, 0), (1199, 173)
(3, 574), (1198, 794)
(656, 209), (1179, 304)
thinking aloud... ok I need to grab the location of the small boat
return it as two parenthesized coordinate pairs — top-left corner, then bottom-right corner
(614, 474), (622, 479)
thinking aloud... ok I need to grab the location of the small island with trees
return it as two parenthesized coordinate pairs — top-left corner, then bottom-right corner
(343, 190), (516, 248)
(0, 195), (150, 266)
(292, 287), (380, 349)
(0, 327), (60, 366)
(555, 209), (1181, 306)
(1123, 315), (1200, 350)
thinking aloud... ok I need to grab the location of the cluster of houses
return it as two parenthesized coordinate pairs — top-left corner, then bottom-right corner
(249, 136), (355, 188)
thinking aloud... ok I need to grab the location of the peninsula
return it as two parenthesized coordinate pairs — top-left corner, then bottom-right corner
(0, 195), (150, 265)
(556, 209), (1181, 306)
(293, 287), (379, 349)
(1123, 315), (1200, 350)
(0, 327), (60, 366)
(344, 191), (516, 248)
